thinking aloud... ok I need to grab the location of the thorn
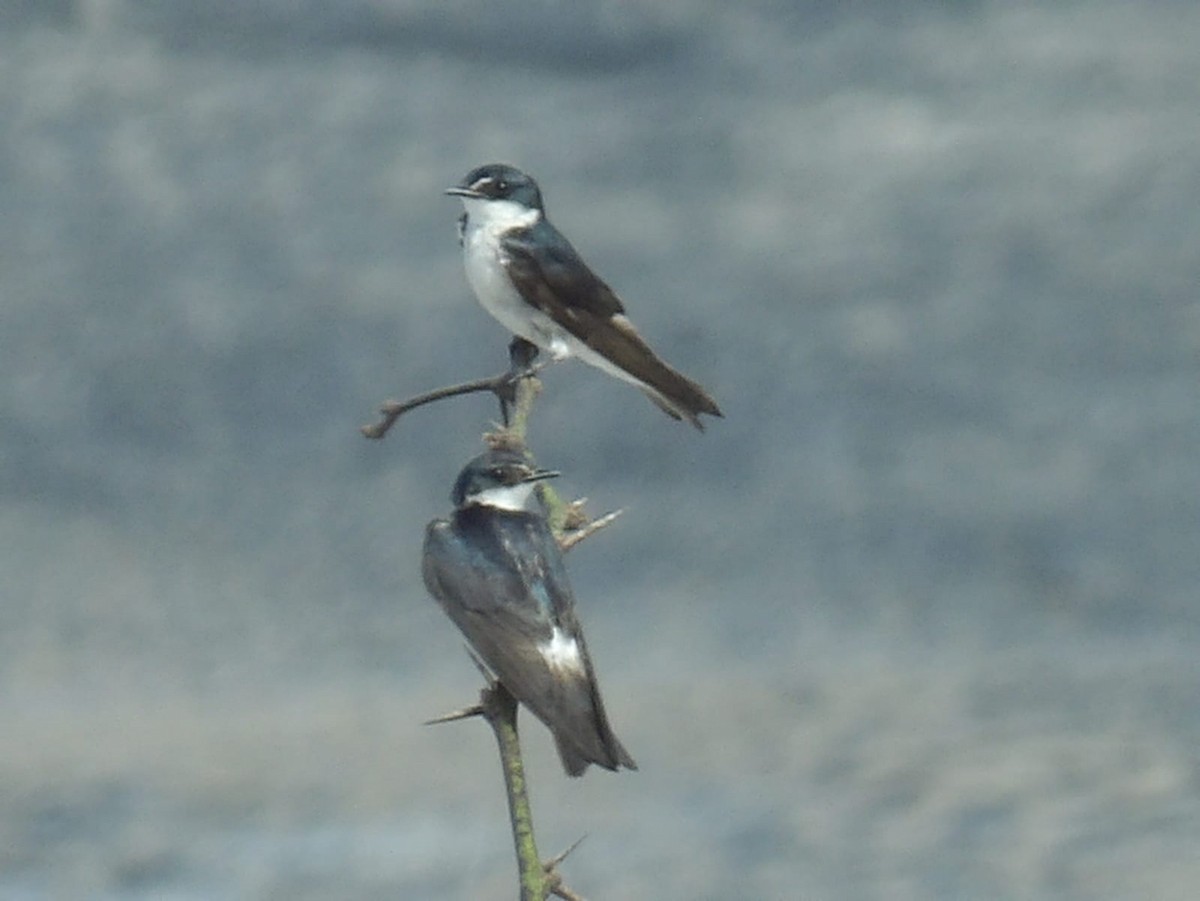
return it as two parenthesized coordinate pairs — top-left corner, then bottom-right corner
(424, 704), (486, 726)
(541, 835), (589, 900)
(464, 645), (496, 686)
(547, 834), (587, 869)
(426, 645), (503, 726)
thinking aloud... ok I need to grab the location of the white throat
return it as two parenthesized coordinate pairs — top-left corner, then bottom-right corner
(468, 481), (538, 513)
(459, 196), (540, 233)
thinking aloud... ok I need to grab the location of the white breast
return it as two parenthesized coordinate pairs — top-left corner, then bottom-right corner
(457, 198), (575, 360)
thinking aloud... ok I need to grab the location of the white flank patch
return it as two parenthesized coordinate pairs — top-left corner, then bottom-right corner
(539, 627), (583, 674)
(471, 481), (537, 512)
(544, 333), (572, 361)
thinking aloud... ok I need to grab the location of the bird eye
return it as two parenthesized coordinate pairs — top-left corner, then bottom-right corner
(495, 180), (508, 193)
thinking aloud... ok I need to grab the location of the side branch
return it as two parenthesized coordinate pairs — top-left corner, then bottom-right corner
(361, 368), (539, 440)
(362, 338), (544, 440)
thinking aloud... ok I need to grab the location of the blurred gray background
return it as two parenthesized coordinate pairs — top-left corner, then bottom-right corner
(3, 2), (1199, 899)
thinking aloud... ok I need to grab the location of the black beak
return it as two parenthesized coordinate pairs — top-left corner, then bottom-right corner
(521, 468), (560, 484)
(445, 186), (483, 198)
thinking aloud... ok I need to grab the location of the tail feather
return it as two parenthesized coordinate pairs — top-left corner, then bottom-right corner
(538, 661), (637, 777)
(581, 314), (722, 428)
(554, 724), (637, 777)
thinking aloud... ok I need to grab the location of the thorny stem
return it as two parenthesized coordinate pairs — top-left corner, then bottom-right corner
(422, 356), (595, 900)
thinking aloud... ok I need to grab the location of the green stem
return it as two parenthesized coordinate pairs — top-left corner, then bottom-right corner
(506, 373), (569, 534)
(507, 369), (539, 442)
(483, 683), (547, 901)
(491, 371), (550, 900)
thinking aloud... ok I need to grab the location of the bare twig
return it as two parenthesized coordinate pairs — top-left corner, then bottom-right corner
(363, 337), (546, 440)
(548, 877), (588, 901)
(559, 509), (624, 553)
(360, 366), (542, 440)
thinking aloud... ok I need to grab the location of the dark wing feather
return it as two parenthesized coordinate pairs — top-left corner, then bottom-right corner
(422, 518), (636, 775)
(503, 226), (721, 427)
(422, 520), (553, 684)
(503, 226), (626, 321)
